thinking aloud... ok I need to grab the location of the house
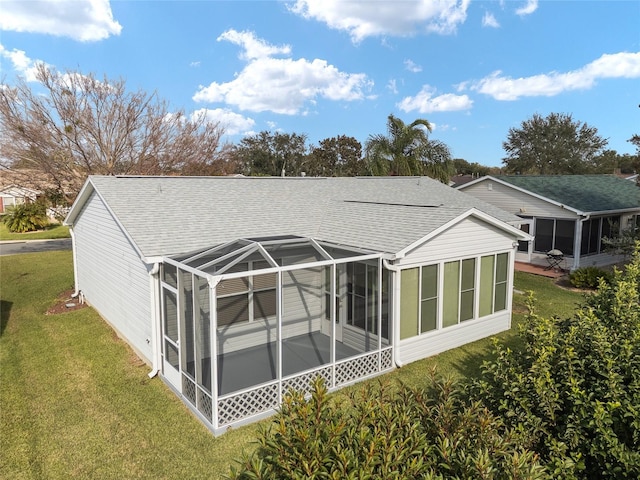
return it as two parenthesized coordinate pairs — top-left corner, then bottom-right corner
(0, 184), (39, 213)
(458, 175), (640, 271)
(64, 175), (529, 434)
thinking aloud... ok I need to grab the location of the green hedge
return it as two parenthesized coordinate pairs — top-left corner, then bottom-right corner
(473, 246), (640, 479)
(568, 266), (612, 289)
(228, 375), (545, 479)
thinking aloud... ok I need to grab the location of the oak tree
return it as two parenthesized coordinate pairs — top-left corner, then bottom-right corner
(502, 113), (607, 175)
(0, 64), (227, 200)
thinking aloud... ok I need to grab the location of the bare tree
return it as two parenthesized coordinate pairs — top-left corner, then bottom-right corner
(0, 64), (226, 200)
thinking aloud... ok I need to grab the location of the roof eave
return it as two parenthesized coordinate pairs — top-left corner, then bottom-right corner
(395, 207), (530, 259)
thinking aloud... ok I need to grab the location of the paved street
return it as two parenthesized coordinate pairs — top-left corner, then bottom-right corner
(0, 238), (72, 256)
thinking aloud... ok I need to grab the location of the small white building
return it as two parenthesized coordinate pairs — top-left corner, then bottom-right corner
(65, 175), (529, 434)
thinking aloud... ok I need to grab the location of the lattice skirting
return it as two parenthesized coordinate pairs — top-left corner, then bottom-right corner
(182, 374), (213, 422)
(217, 382), (280, 426)
(216, 347), (394, 429)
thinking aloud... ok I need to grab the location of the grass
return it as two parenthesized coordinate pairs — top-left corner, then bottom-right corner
(0, 223), (70, 241)
(1, 253), (584, 479)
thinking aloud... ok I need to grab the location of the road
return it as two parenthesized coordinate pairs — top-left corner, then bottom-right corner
(0, 238), (72, 256)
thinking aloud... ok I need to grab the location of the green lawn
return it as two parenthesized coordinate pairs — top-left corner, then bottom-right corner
(0, 252), (584, 479)
(0, 223), (70, 241)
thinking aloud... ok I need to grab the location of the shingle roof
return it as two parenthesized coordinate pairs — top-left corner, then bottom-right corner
(68, 175), (521, 258)
(495, 175), (640, 213)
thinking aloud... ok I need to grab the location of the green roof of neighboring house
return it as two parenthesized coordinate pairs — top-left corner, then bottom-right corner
(496, 175), (640, 213)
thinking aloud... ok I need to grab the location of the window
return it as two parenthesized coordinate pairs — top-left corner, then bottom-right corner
(443, 259), (476, 326)
(400, 268), (419, 340)
(580, 216), (621, 256)
(400, 252), (510, 340)
(216, 261), (276, 327)
(420, 265), (438, 333)
(534, 218), (575, 255)
(400, 265), (438, 339)
(460, 259), (476, 322)
(494, 253), (508, 311)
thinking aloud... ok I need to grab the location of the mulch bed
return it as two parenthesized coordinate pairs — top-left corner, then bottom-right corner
(46, 289), (88, 315)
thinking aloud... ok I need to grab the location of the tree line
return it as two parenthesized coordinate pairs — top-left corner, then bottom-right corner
(1, 66), (638, 206)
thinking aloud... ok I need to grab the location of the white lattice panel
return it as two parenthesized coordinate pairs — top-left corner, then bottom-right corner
(217, 383), (279, 426)
(283, 367), (332, 395)
(381, 348), (393, 369)
(335, 352), (379, 386)
(197, 388), (212, 421)
(182, 375), (197, 405)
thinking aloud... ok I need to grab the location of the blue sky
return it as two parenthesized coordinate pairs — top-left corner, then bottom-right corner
(1, 0), (638, 167)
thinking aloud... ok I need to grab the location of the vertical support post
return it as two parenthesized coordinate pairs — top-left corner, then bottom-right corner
(277, 270), (283, 403)
(377, 257), (383, 371)
(574, 219), (584, 271)
(330, 262), (336, 388)
(209, 277), (219, 431)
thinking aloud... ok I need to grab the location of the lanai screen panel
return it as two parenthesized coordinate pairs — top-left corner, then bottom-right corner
(167, 237), (388, 406)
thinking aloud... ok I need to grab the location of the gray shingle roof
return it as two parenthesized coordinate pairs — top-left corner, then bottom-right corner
(69, 175), (521, 258)
(496, 175), (640, 213)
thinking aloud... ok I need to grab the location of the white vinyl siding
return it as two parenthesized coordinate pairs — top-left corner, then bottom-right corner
(73, 191), (152, 363)
(396, 214), (517, 365)
(461, 180), (578, 219)
(398, 216), (516, 266)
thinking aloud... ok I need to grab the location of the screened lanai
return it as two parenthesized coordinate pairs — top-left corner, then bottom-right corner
(159, 236), (393, 433)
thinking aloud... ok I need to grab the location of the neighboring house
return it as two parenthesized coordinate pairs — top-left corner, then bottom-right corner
(0, 185), (39, 213)
(65, 175), (529, 434)
(458, 175), (640, 271)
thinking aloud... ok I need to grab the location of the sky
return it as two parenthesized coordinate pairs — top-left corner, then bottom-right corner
(0, 0), (638, 168)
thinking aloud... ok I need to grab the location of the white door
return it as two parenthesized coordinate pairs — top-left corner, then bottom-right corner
(322, 265), (344, 342)
(161, 286), (182, 390)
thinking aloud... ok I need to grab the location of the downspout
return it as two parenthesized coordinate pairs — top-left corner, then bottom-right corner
(69, 227), (81, 298)
(148, 262), (161, 378)
(383, 259), (403, 368)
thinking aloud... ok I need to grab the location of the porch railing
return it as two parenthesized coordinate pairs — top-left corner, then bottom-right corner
(199, 346), (395, 432)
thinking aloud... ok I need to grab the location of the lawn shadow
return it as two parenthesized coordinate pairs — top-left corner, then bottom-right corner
(1, 299), (12, 336)
(453, 330), (526, 381)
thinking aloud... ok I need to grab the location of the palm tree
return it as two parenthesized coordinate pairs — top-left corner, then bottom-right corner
(365, 114), (454, 182)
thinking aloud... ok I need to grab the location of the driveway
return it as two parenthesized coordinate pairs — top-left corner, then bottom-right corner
(0, 238), (72, 256)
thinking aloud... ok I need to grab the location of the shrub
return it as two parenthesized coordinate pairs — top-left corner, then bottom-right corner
(569, 266), (612, 289)
(227, 374), (546, 479)
(472, 245), (640, 479)
(2, 202), (49, 233)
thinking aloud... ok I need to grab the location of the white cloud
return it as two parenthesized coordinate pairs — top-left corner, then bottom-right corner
(289, 0), (470, 42)
(387, 79), (398, 94)
(0, 0), (121, 41)
(0, 44), (45, 82)
(217, 29), (291, 60)
(482, 12), (500, 28)
(468, 51), (640, 101)
(404, 59), (422, 73)
(191, 108), (255, 136)
(515, 0), (538, 16)
(397, 85), (473, 113)
(193, 30), (373, 115)
(190, 61), (201, 68)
